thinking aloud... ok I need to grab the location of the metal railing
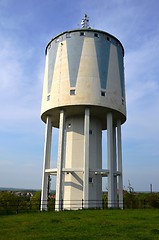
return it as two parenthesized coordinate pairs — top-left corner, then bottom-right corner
(1, 198), (159, 215)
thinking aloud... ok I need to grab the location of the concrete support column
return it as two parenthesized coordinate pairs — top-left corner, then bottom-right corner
(113, 126), (118, 207)
(41, 116), (52, 211)
(107, 112), (115, 208)
(117, 120), (123, 209)
(55, 110), (65, 211)
(83, 108), (90, 208)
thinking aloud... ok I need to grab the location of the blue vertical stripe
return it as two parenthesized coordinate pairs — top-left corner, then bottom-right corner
(117, 45), (125, 98)
(47, 42), (58, 93)
(94, 37), (110, 89)
(66, 35), (84, 88)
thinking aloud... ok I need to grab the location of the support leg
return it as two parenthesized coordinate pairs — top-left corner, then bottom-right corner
(83, 108), (90, 209)
(107, 112), (115, 208)
(41, 116), (52, 211)
(117, 120), (123, 209)
(55, 110), (65, 211)
(113, 126), (118, 207)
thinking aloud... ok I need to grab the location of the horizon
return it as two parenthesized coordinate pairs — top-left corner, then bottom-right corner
(0, 186), (158, 193)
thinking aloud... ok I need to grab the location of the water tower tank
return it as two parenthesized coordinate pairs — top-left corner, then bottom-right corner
(41, 29), (126, 125)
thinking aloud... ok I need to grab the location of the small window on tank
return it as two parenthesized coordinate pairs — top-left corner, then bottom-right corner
(89, 130), (93, 135)
(70, 89), (76, 95)
(55, 38), (59, 43)
(47, 95), (50, 101)
(101, 91), (106, 97)
(107, 36), (111, 41)
(122, 98), (124, 104)
(94, 33), (99, 38)
(80, 32), (85, 36)
(66, 33), (71, 38)
(48, 44), (51, 49)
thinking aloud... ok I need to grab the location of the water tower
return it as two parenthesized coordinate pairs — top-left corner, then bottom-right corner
(40, 15), (126, 211)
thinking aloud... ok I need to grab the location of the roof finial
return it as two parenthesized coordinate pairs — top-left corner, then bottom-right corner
(81, 14), (90, 29)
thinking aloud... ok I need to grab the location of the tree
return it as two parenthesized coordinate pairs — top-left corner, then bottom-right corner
(31, 191), (41, 210)
(0, 191), (19, 214)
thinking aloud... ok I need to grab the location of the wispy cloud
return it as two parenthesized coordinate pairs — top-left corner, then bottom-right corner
(123, 30), (159, 142)
(0, 33), (44, 132)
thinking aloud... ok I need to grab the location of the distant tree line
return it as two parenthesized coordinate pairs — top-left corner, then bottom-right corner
(0, 190), (159, 215)
(103, 191), (159, 209)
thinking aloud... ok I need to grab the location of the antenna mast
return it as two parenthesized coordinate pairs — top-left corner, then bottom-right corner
(81, 14), (90, 29)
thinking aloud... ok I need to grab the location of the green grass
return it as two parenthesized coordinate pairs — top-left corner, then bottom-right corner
(1, 209), (159, 240)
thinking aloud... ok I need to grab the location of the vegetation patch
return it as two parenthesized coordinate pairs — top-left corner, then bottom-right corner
(1, 210), (159, 240)
(151, 229), (159, 234)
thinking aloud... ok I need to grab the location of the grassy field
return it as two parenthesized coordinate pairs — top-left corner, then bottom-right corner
(1, 209), (159, 240)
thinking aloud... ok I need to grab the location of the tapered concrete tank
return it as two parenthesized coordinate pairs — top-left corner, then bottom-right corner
(41, 18), (126, 211)
(41, 29), (126, 126)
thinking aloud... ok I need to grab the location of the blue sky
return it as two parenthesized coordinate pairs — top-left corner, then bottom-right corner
(0, 0), (159, 192)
